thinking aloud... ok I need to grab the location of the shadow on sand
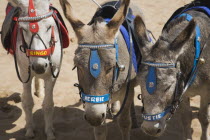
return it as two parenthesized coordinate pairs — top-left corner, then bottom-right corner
(0, 95), (199, 140)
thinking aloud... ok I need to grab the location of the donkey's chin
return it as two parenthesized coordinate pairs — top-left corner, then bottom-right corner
(141, 120), (167, 137)
(84, 114), (106, 127)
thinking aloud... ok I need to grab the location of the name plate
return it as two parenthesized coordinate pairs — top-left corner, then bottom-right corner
(81, 92), (110, 104)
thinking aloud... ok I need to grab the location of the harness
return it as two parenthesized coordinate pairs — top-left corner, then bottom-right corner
(141, 8), (208, 121)
(9, 0), (68, 83)
(74, 3), (137, 119)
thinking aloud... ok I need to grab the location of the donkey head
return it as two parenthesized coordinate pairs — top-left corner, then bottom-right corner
(60, 0), (130, 126)
(9, 0), (59, 74)
(134, 16), (196, 136)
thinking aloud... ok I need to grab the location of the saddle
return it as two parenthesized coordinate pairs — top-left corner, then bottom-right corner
(1, 4), (70, 55)
(89, 1), (141, 73)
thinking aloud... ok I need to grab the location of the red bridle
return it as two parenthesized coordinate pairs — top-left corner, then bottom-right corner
(14, 0), (56, 57)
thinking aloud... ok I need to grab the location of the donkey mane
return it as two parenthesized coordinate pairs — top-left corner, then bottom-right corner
(164, 16), (186, 33)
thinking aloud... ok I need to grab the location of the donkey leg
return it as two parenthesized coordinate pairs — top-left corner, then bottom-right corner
(22, 81), (35, 138)
(43, 78), (56, 140)
(130, 101), (138, 129)
(94, 124), (107, 140)
(117, 86), (134, 140)
(34, 77), (44, 98)
(199, 95), (210, 140)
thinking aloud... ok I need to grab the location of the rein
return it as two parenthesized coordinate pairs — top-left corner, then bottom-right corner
(12, 0), (63, 83)
(141, 13), (206, 121)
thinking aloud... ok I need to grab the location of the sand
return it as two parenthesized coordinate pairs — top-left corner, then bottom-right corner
(0, 0), (205, 140)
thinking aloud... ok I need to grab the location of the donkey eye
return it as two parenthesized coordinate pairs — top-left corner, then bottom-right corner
(106, 67), (113, 74)
(47, 26), (52, 32)
(164, 85), (172, 92)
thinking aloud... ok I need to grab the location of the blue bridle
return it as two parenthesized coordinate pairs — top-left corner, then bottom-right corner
(142, 13), (201, 121)
(78, 39), (119, 104)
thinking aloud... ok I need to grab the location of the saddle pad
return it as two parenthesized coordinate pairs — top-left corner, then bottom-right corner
(1, 4), (20, 54)
(1, 4), (70, 55)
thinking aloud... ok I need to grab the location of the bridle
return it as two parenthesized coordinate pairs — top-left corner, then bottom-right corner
(74, 13), (135, 119)
(74, 39), (125, 118)
(141, 13), (207, 121)
(12, 0), (63, 83)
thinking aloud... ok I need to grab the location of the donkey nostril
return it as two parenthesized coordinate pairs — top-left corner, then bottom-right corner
(157, 129), (161, 134)
(45, 63), (48, 68)
(102, 113), (105, 119)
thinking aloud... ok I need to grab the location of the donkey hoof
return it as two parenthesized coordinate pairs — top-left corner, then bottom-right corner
(25, 129), (35, 138)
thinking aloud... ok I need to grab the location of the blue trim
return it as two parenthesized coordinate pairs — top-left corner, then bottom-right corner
(146, 67), (157, 94)
(81, 92), (110, 103)
(90, 50), (101, 78)
(181, 6), (210, 18)
(142, 108), (171, 121)
(115, 39), (119, 80)
(175, 13), (201, 85)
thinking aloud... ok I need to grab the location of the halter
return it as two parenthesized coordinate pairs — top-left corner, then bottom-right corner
(77, 39), (119, 104)
(141, 13), (202, 121)
(74, 8), (136, 118)
(12, 0), (63, 83)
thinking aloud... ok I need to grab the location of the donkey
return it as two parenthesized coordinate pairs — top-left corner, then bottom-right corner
(134, 3), (210, 140)
(59, 0), (152, 139)
(4, 0), (65, 139)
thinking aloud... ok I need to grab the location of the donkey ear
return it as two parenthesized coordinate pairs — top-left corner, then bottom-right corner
(59, 0), (85, 36)
(169, 20), (196, 54)
(107, 0), (130, 34)
(134, 15), (153, 57)
(134, 15), (150, 47)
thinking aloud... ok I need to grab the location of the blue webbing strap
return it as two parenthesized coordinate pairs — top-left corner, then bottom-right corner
(178, 13), (201, 85)
(81, 92), (110, 103)
(142, 108), (171, 121)
(90, 49), (101, 78)
(146, 67), (157, 94)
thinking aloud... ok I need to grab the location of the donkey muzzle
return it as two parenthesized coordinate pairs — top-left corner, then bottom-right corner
(32, 62), (48, 74)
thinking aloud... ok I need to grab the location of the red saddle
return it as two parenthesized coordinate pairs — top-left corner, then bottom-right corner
(2, 4), (70, 54)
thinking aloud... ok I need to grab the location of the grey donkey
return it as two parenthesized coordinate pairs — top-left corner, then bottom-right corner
(59, 0), (152, 139)
(134, 6), (210, 140)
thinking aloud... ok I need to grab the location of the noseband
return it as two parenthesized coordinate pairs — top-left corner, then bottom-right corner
(12, 0), (63, 83)
(141, 13), (204, 121)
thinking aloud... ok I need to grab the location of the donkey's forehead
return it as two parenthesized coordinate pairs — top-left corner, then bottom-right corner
(78, 23), (117, 44)
(74, 48), (116, 66)
(14, 0), (50, 15)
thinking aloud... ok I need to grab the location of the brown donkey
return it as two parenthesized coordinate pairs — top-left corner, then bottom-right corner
(59, 0), (153, 139)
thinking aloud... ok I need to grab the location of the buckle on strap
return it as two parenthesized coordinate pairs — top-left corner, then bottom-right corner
(81, 92), (110, 104)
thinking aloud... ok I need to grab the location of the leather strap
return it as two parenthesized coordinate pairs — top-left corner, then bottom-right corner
(26, 47), (55, 57)
(29, 0), (39, 33)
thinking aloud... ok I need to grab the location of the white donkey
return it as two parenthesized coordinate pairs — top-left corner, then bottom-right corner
(5, 0), (65, 139)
